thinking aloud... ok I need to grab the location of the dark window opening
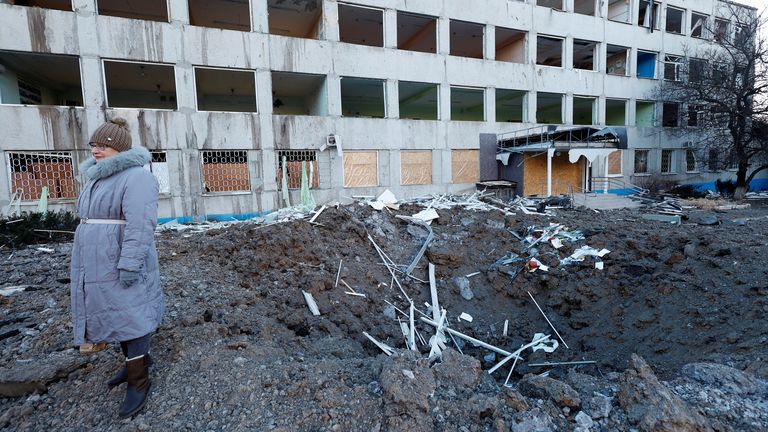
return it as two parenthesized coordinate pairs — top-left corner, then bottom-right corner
(496, 89), (525, 123)
(7, 0), (71, 11)
(637, 1), (660, 28)
(338, 3), (383, 47)
(272, 71), (327, 116)
(573, 39), (596, 71)
(195, 68), (256, 113)
(608, 0), (631, 23)
(399, 81), (438, 120)
(605, 99), (626, 126)
(714, 19), (729, 43)
(189, 0), (250, 32)
(537, 36), (563, 67)
(104, 60), (177, 110)
(267, 0), (321, 39)
(691, 12), (707, 38)
(606, 45), (628, 76)
(451, 87), (484, 121)
(341, 77), (385, 118)
(537, 0), (563, 10)
(665, 7), (684, 34)
(97, 0), (168, 22)
(450, 20), (484, 59)
(573, 96), (596, 125)
(664, 55), (682, 81)
(397, 11), (437, 54)
(634, 149), (649, 174)
(537, 92), (562, 124)
(495, 27), (526, 63)
(0, 50), (83, 107)
(662, 102), (679, 127)
(574, 0), (596, 16)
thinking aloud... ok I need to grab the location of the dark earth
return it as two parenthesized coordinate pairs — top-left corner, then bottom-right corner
(1, 196), (767, 431)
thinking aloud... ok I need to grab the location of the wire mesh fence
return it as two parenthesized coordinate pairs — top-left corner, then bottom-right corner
(200, 150), (250, 193)
(7, 152), (78, 201)
(277, 150), (319, 190)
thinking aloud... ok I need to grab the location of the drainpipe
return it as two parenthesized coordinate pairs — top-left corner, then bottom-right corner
(547, 147), (554, 197)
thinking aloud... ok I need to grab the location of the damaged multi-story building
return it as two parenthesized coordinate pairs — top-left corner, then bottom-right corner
(0, 0), (761, 220)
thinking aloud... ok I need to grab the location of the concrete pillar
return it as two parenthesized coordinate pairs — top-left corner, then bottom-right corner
(529, 32), (538, 66)
(563, 94), (573, 125)
(546, 148), (554, 196)
(529, 91), (538, 124)
(250, 0), (269, 34)
(564, 35), (573, 70)
(385, 79), (399, 119)
(484, 24), (495, 60)
(564, 0), (575, 13)
(628, 98), (637, 126)
(322, 0), (340, 42)
(174, 65), (196, 114)
(328, 75), (342, 116)
(629, 47), (636, 77)
(384, 8), (397, 49)
(72, 0), (96, 14)
(439, 84), (451, 121)
(167, 0), (190, 24)
(255, 69), (273, 116)
(485, 86), (495, 123)
(596, 96), (606, 125)
(438, 17), (450, 55)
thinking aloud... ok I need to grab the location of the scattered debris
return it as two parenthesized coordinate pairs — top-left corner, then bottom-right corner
(458, 312), (473, 323)
(363, 331), (395, 356)
(302, 290), (321, 316)
(528, 291), (569, 349)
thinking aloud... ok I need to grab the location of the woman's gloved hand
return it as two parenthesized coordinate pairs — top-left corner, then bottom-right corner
(119, 270), (140, 287)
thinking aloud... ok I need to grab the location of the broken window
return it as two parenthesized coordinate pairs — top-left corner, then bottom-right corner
(688, 58), (706, 83)
(451, 149), (479, 183)
(397, 11), (437, 54)
(734, 25), (749, 45)
(636, 51), (657, 79)
(97, 0), (168, 22)
(104, 60), (176, 110)
(707, 149), (719, 171)
(536, 92), (562, 124)
(573, 39), (597, 71)
(495, 27), (526, 63)
(7, 151), (77, 201)
(637, 1), (660, 29)
(711, 62), (728, 83)
(661, 149), (674, 173)
(450, 86), (484, 122)
(0, 50), (83, 107)
(195, 68), (256, 113)
(635, 101), (655, 127)
(634, 149), (649, 174)
(537, 36), (563, 67)
(608, 150), (622, 175)
(343, 151), (378, 187)
(573, 96), (596, 125)
(401, 150), (432, 185)
(450, 20), (484, 59)
(607, 0), (631, 24)
(537, 0), (563, 10)
(685, 149), (697, 172)
(399, 81), (439, 120)
(277, 150), (319, 190)
(605, 98), (627, 126)
(691, 12), (707, 39)
(606, 45), (628, 76)
(496, 89), (525, 123)
(665, 7), (684, 34)
(271, 72), (327, 116)
(663, 55), (682, 81)
(662, 102), (679, 127)
(341, 77), (385, 118)
(714, 19), (729, 43)
(574, 0), (596, 16)
(147, 151), (170, 195)
(267, 0), (322, 39)
(687, 105), (702, 127)
(338, 3), (383, 47)
(188, 0), (250, 32)
(6, 1), (71, 11)
(200, 150), (250, 194)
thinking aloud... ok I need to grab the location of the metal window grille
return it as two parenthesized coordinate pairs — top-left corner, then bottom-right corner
(664, 56), (681, 81)
(634, 150), (649, 174)
(7, 151), (77, 201)
(661, 150), (674, 173)
(200, 150), (250, 193)
(686, 150), (697, 172)
(277, 150), (319, 190)
(148, 151), (170, 194)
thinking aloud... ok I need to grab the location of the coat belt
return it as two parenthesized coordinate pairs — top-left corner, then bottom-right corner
(80, 218), (127, 225)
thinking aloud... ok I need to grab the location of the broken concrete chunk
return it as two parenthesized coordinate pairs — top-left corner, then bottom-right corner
(584, 393), (613, 419)
(0, 351), (88, 397)
(453, 276), (474, 300)
(681, 362), (768, 396)
(518, 374), (581, 408)
(574, 411), (594, 430)
(511, 407), (556, 432)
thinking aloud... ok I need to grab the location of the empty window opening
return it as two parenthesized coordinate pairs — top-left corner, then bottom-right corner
(734, 25), (749, 45)
(662, 102), (679, 127)
(605, 99), (627, 125)
(0, 50), (83, 106)
(691, 13), (707, 38)
(450, 86), (484, 122)
(338, 3), (383, 47)
(7, 152), (77, 201)
(277, 150), (319, 190)
(496, 89), (525, 122)
(7, 1), (72, 11)
(267, 0), (322, 39)
(104, 61), (176, 110)
(343, 151), (378, 187)
(661, 149), (674, 173)
(688, 58), (706, 83)
(401, 150), (432, 185)
(147, 151), (170, 194)
(97, 0), (168, 22)
(189, 0), (250, 32)
(537, 36), (563, 67)
(606, 45), (629, 76)
(665, 7), (684, 34)
(451, 149), (479, 183)
(201, 150), (250, 194)
(573, 96), (596, 125)
(397, 11), (437, 54)
(664, 55), (682, 81)
(399, 81), (438, 120)
(341, 77), (385, 118)
(537, 92), (563, 124)
(707, 149), (719, 171)
(714, 19), (728, 43)
(195, 68), (256, 113)
(685, 149), (696, 172)
(272, 71), (327, 116)
(634, 149), (649, 174)
(573, 39), (597, 71)
(607, 0), (631, 23)
(450, 20), (484, 59)
(636, 101), (655, 127)
(495, 27), (526, 63)
(574, 0), (596, 16)
(537, 0), (563, 10)
(687, 105), (702, 127)
(637, 1), (660, 28)
(636, 51), (657, 79)
(608, 150), (622, 175)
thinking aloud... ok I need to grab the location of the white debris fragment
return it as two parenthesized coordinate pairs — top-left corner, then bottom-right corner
(527, 257), (549, 272)
(503, 320), (509, 337)
(550, 238), (564, 249)
(561, 245), (611, 265)
(302, 290), (321, 316)
(401, 369), (415, 379)
(369, 189), (400, 211)
(458, 312), (474, 323)
(363, 331), (395, 356)
(36, 247), (54, 253)
(531, 332), (559, 353)
(595, 261), (604, 270)
(412, 208), (439, 223)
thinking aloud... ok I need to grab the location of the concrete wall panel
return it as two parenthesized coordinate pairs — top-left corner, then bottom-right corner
(96, 16), (181, 63)
(0, 5), (79, 55)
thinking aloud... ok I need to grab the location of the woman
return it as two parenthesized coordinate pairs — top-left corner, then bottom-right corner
(70, 118), (164, 419)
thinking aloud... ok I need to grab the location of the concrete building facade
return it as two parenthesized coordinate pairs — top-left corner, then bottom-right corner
(0, 0), (757, 220)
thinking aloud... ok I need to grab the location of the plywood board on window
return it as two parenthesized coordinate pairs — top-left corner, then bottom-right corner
(523, 153), (583, 196)
(608, 150), (622, 175)
(451, 149), (479, 184)
(202, 162), (250, 192)
(401, 150), (432, 185)
(343, 151), (378, 187)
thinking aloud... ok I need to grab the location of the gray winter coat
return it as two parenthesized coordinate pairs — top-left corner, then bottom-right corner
(70, 147), (164, 345)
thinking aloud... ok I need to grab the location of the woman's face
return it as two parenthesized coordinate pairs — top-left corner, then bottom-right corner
(90, 144), (120, 161)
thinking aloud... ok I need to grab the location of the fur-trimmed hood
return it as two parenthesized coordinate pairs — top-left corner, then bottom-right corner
(79, 147), (151, 180)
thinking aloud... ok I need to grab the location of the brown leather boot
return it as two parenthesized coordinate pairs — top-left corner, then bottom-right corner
(118, 355), (151, 418)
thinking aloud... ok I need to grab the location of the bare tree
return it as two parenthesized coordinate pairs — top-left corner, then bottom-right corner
(653, 3), (767, 199)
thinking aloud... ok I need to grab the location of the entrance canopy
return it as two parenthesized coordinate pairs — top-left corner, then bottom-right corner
(495, 126), (626, 165)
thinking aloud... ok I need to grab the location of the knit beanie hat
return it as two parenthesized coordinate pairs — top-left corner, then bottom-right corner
(89, 118), (131, 152)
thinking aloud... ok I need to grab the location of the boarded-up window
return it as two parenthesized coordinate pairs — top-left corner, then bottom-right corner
(277, 150), (319, 190)
(201, 150), (250, 193)
(451, 150), (479, 183)
(343, 151), (378, 187)
(7, 152), (77, 201)
(607, 150), (622, 175)
(401, 151), (432, 185)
